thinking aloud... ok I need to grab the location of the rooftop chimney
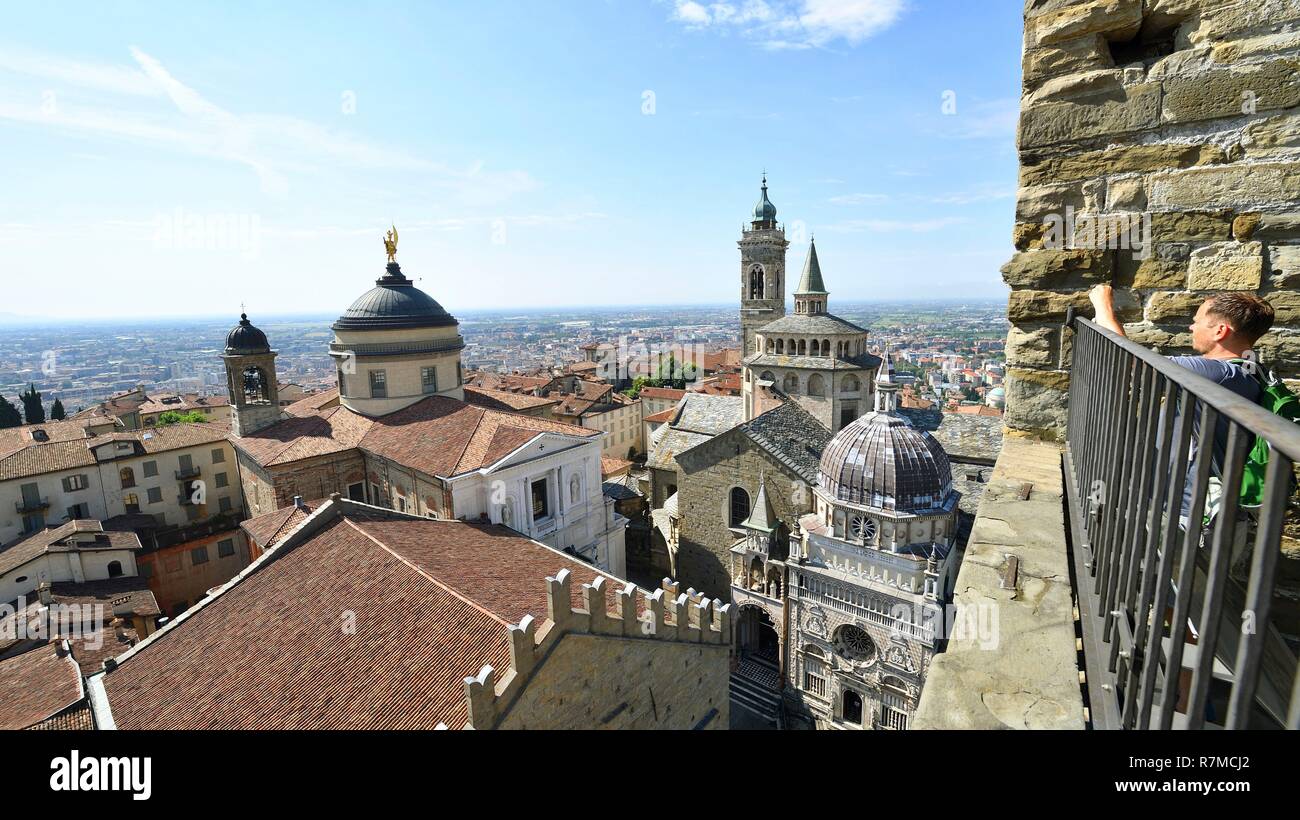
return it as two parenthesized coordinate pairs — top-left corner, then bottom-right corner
(37, 582), (52, 605)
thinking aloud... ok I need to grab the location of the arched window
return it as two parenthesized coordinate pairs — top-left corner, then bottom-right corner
(810, 339), (819, 357)
(765, 337), (774, 353)
(729, 486), (751, 528)
(749, 265), (765, 300)
(798, 339), (807, 356)
(783, 373), (799, 394)
(808, 374), (825, 397)
(843, 690), (864, 725)
(242, 366), (269, 404)
(119, 467), (136, 489)
(823, 339), (830, 356)
(107, 560), (123, 578)
(776, 338), (784, 354)
(760, 371), (775, 384)
(841, 374), (860, 393)
(788, 338), (796, 354)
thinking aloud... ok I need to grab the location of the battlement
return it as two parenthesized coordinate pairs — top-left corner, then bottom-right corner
(455, 569), (732, 729)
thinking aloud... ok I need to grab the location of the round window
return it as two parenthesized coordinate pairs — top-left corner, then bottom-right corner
(833, 624), (876, 662)
(850, 515), (877, 543)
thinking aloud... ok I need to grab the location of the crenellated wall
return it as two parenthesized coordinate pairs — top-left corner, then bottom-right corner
(453, 570), (732, 730)
(1006, 0), (1300, 439)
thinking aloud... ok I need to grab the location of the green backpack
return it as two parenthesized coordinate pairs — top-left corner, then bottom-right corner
(1231, 357), (1300, 508)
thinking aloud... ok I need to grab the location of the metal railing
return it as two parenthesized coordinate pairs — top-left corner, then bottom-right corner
(1063, 316), (1300, 729)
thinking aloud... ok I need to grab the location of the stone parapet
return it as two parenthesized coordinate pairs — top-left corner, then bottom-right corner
(913, 438), (1084, 729)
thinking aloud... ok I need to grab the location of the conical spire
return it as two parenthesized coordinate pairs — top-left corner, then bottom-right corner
(875, 346), (899, 413)
(742, 473), (778, 533)
(795, 237), (828, 295)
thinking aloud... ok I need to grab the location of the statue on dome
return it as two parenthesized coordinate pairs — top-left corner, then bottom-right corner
(383, 224), (399, 263)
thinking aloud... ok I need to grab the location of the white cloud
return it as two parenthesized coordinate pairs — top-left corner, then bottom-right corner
(668, 0), (904, 48)
(0, 46), (536, 202)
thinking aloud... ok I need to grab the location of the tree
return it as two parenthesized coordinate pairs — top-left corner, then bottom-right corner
(0, 396), (20, 428)
(623, 376), (649, 399)
(50, 399), (66, 420)
(156, 410), (209, 426)
(20, 384), (44, 424)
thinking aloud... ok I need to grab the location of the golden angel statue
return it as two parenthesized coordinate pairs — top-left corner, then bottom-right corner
(383, 225), (399, 263)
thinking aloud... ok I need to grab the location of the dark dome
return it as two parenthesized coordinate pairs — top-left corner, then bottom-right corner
(818, 412), (953, 513)
(333, 263), (458, 332)
(225, 314), (271, 355)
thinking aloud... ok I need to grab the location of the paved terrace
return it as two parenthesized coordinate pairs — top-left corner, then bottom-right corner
(914, 437), (1085, 730)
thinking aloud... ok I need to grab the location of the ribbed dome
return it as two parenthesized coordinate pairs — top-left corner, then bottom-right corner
(818, 411), (953, 513)
(333, 263), (458, 332)
(225, 314), (271, 355)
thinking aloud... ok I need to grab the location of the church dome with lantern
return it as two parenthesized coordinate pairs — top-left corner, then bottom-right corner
(818, 412), (954, 514)
(330, 226), (466, 416)
(806, 350), (959, 555)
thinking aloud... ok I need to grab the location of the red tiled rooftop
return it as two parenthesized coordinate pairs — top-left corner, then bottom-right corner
(236, 395), (597, 477)
(0, 643), (84, 730)
(96, 504), (638, 730)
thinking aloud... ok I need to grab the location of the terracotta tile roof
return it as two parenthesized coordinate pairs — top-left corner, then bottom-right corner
(0, 521), (141, 576)
(238, 396), (597, 478)
(644, 406), (677, 424)
(0, 421), (228, 483)
(49, 576), (161, 618)
(284, 387), (341, 417)
(231, 407), (371, 467)
(601, 456), (633, 478)
(28, 701), (95, 730)
(138, 394), (229, 415)
(0, 643), (84, 730)
(97, 505), (636, 730)
(463, 385), (557, 412)
(638, 387), (687, 401)
(241, 499), (321, 550)
(73, 623), (142, 676)
(464, 372), (550, 393)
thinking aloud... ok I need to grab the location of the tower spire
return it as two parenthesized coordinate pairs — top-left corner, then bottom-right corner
(875, 346), (899, 414)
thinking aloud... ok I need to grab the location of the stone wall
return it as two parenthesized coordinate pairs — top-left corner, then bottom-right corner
(1006, 0), (1300, 439)
(468, 570), (732, 730)
(675, 433), (812, 601)
(496, 633), (729, 729)
(236, 450), (367, 517)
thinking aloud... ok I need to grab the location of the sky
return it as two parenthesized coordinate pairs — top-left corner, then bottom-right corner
(0, 0), (1024, 320)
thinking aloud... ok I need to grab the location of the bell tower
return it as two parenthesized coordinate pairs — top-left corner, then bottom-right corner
(739, 174), (788, 356)
(221, 312), (283, 437)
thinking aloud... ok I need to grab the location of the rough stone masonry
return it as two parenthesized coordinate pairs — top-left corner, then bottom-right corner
(1004, 0), (1300, 440)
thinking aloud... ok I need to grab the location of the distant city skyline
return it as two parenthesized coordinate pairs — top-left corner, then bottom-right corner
(2, 1), (1022, 318)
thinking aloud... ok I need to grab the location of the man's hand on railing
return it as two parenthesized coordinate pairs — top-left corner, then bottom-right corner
(1088, 284), (1127, 337)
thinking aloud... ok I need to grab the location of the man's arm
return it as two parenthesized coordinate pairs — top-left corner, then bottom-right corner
(1088, 284), (1126, 337)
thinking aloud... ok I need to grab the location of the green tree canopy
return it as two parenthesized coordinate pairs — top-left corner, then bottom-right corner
(50, 398), (66, 420)
(20, 384), (44, 424)
(156, 410), (209, 426)
(0, 396), (21, 428)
